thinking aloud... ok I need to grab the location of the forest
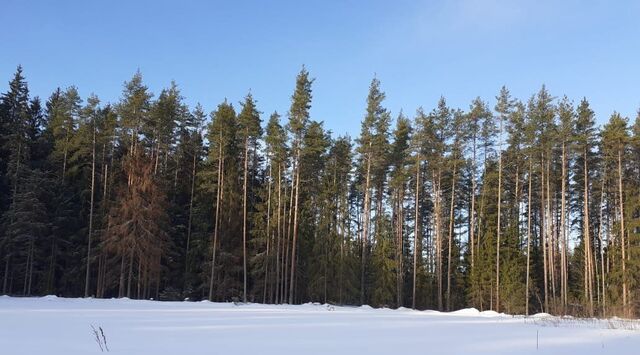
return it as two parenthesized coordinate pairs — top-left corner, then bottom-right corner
(0, 65), (639, 319)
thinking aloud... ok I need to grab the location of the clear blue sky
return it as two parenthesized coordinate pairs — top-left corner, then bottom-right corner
(2, 0), (639, 136)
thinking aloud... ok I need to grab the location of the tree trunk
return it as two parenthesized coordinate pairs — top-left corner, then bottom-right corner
(548, 158), (555, 309)
(289, 148), (302, 304)
(263, 161), (273, 303)
(436, 170), (443, 311)
(119, 254), (125, 298)
(541, 152), (548, 313)
(62, 135), (69, 183)
(208, 138), (224, 301)
(361, 146), (372, 305)
(598, 165), (607, 316)
(242, 135), (250, 303)
(583, 148), (594, 316)
(560, 142), (567, 312)
(446, 160), (457, 311)
(84, 117), (97, 297)
(185, 148), (197, 279)
(275, 165), (282, 304)
(617, 149), (627, 317)
(495, 148), (502, 312)
(396, 187), (404, 308)
(412, 158), (420, 309)
(525, 157), (533, 316)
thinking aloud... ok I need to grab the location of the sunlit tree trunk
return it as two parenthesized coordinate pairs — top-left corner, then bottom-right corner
(446, 159), (457, 311)
(84, 115), (97, 298)
(263, 162), (273, 303)
(495, 146), (502, 312)
(289, 148), (302, 304)
(412, 158), (420, 309)
(360, 144), (372, 305)
(242, 134), (250, 303)
(208, 136), (224, 301)
(617, 149), (627, 316)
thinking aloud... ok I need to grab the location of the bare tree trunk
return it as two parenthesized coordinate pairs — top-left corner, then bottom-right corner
(541, 152), (548, 313)
(119, 254), (125, 298)
(275, 165), (282, 304)
(289, 148), (302, 304)
(263, 161), (273, 303)
(412, 158), (420, 309)
(340, 200), (345, 305)
(495, 147), (502, 312)
(446, 160), (457, 311)
(546, 158), (556, 310)
(208, 138), (224, 301)
(341, 187), (350, 305)
(470, 138), (477, 271)
(185, 148), (197, 279)
(242, 136), (250, 303)
(23, 241), (32, 295)
(583, 148), (594, 316)
(560, 142), (567, 313)
(396, 187), (404, 308)
(526, 158), (533, 316)
(361, 146), (372, 305)
(95, 252), (102, 298)
(27, 240), (34, 295)
(137, 256), (142, 299)
(284, 175), (293, 302)
(435, 170), (443, 311)
(598, 165), (607, 316)
(47, 237), (56, 293)
(617, 149), (627, 317)
(127, 250), (133, 298)
(84, 117), (97, 297)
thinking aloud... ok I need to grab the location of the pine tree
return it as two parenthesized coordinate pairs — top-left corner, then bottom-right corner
(501, 101), (527, 315)
(601, 112), (630, 316)
(388, 114), (411, 307)
(410, 107), (429, 309)
(181, 104), (206, 293)
(82, 95), (100, 297)
(574, 98), (597, 316)
(204, 100), (240, 301)
(262, 112), (289, 303)
(556, 96), (574, 313)
(238, 93), (262, 302)
(493, 86), (515, 312)
(300, 121), (330, 302)
(465, 98), (491, 299)
(529, 86), (555, 313)
(287, 67), (313, 304)
(355, 77), (390, 305)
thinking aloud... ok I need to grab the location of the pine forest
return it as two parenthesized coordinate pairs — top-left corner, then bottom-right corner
(3, 65), (640, 319)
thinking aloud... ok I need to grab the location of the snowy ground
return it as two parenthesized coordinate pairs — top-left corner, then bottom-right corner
(1, 296), (640, 354)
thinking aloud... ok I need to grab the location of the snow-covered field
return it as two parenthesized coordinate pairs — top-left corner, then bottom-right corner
(1, 296), (640, 354)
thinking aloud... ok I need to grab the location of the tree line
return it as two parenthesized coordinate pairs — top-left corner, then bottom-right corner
(1, 65), (639, 318)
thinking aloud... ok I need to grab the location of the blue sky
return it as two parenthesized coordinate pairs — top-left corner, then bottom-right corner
(2, 0), (639, 136)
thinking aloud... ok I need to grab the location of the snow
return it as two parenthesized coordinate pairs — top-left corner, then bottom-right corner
(531, 312), (554, 318)
(1, 297), (639, 354)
